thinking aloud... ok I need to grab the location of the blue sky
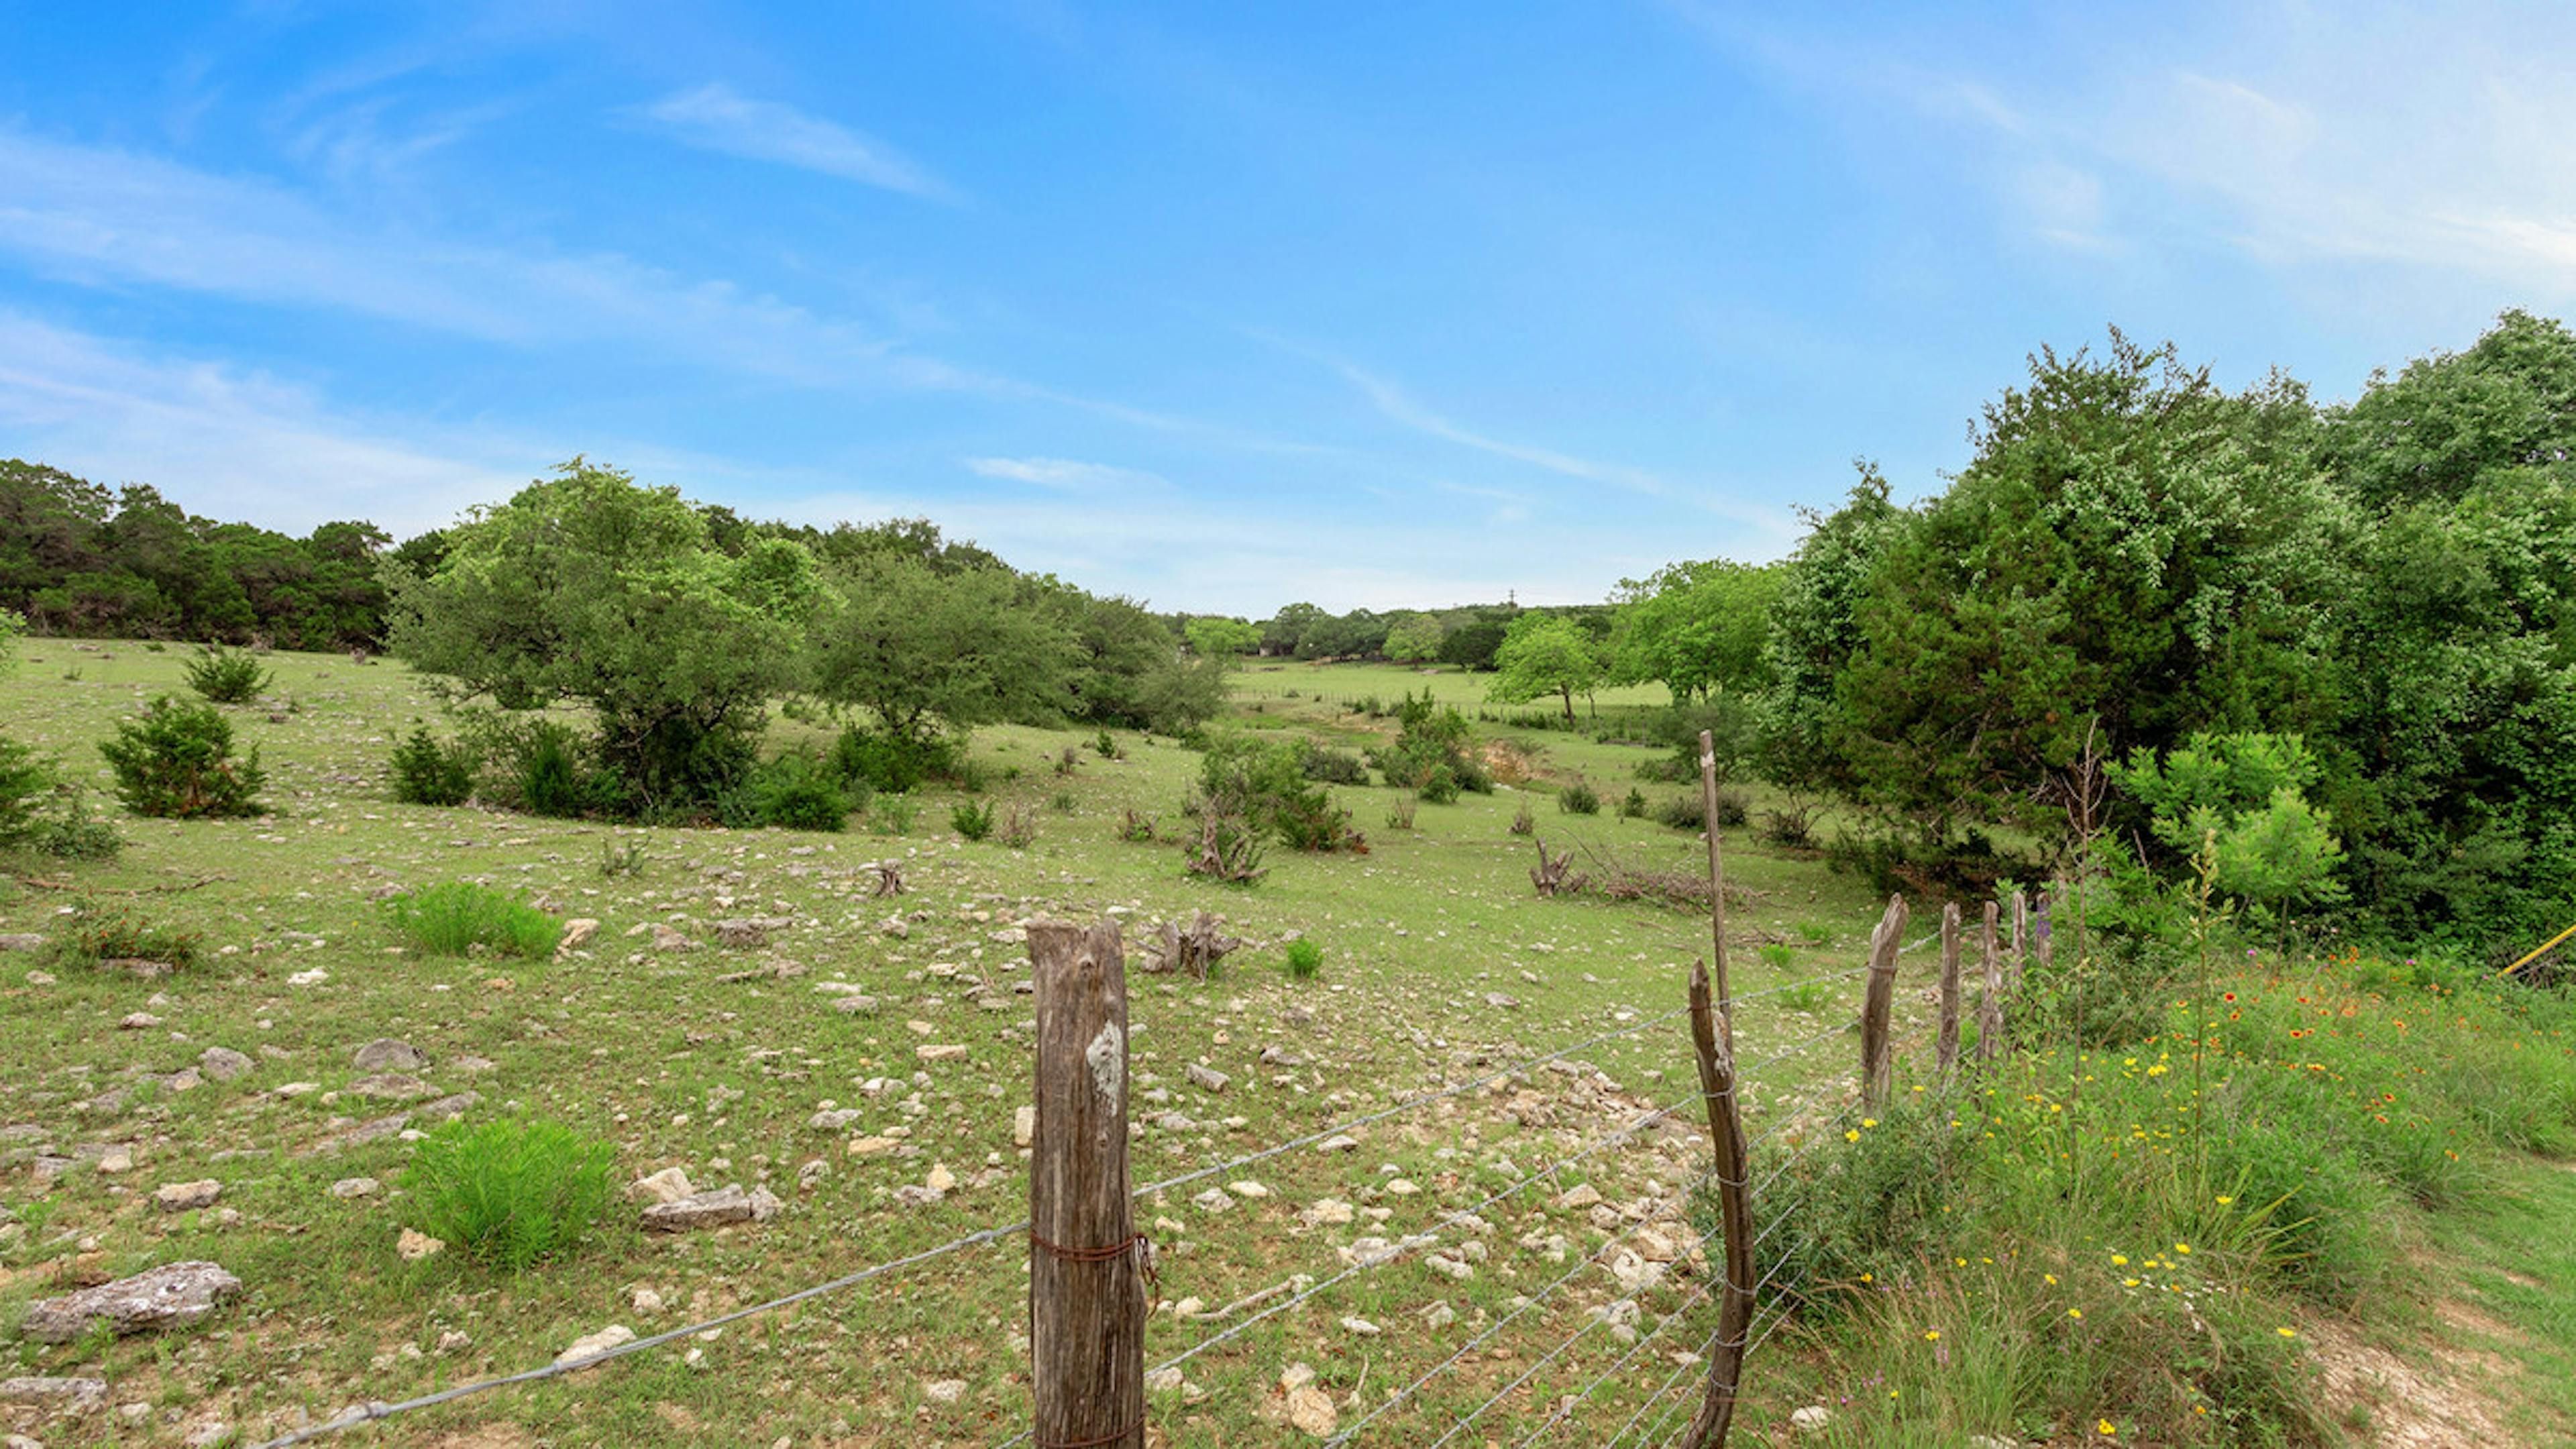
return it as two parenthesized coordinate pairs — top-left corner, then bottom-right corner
(3, 2), (2572, 614)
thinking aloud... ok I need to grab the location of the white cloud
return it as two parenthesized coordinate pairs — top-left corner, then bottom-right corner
(0, 311), (531, 537)
(963, 455), (1165, 490)
(0, 125), (978, 391)
(643, 83), (949, 199)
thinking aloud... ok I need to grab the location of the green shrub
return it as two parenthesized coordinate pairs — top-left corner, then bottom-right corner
(0, 734), (56, 849)
(1368, 690), (1491, 794)
(598, 839), (647, 877)
(1755, 941), (1796, 971)
(1619, 787), (1648, 819)
(402, 1116), (616, 1271)
(54, 901), (198, 969)
(951, 799), (997, 841)
(1777, 978), (1833, 1013)
(99, 696), (266, 818)
(183, 645), (272, 704)
(722, 753), (855, 831)
(29, 790), (121, 860)
(830, 725), (959, 796)
(1198, 736), (1360, 852)
(1558, 780), (1601, 815)
(386, 882), (564, 958)
(871, 793), (918, 835)
(1653, 789), (1745, 831)
(999, 804), (1036, 849)
(1051, 790), (1077, 813)
(390, 724), (476, 806)
(1297, 741), (1371, 786)
(1283, 938), (1322, 979)
(1417, 764), (1460, 804)
(1093, 729), (1119, 759)
(1384, 798), (1417, 831)
(515, 721), (600, 818)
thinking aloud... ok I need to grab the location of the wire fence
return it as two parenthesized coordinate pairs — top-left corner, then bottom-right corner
(239, 880), (2019, 1449)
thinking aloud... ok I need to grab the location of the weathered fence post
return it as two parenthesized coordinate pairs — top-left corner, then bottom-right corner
(1859, 894), (1909, 1108)
(1697, 730), (1734, 1045)
(1029, 919), (1146, 1449)
(2034, 886), (2053, 975)
(1680, 959), (1754, 1449)
(1976, 901), (2004, 1063)
(2010, 890), (2029, 992)
(1935, 902), (1963, 1075)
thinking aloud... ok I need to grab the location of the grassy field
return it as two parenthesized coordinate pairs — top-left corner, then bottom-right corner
(0, 646), (1890, 1448)
(3, 647), (2571, 1448)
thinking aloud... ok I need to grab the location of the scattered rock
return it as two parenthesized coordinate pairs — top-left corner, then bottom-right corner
(0, 933), (46, 953)
(922, 1379), (967, 1405)
(20, 1262), (242, 1342)
(631, 1287), (664, 1314)
(714, 917), (793, 949)
(651, 924), (692, 952)
(347, 1073), (437, 1101)
(1285, 1384), (1336, 1437)
(117, 1012), (162, 1031)
(1185, 1063), (1230, 1093)
(891, 1184), (945, 1208)
(640, 1184), (779, 1233)
(916, 1044), (970, 1062)
(330, 1177), (381, 1199)
(197, 1047), (254, 1082)
(351, 1039), (429, 1073)
(1317, 1134), (1359, 1153)
(1299, 1198), (1354, 1228)
(0, 1375), (105, 1417)
(1790, 1405), (1832, 1433)
(1191, 1187), (1234, 1214)
(152, 1180), (222, 1213)
(629, 1167), (695, 1205)
(809, 1108), (865, 1132)
(414, 1091), (480, 1123)
(396, 1229), (445, 1261)
(1340, 1316), (1379, 1336)
(1013, 1105), (1036, 1148)
(554, 1325), (635, 1368)
(1556, 1183), (1603, 1210)
(925, 1164), (958, 1193)
(558, 919), (599, 952)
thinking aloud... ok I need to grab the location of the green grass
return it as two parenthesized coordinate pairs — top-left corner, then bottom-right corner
(405, 1115), (619, 1271)
(385, 879), (567, 957)
(0, 642), (2561, 1446)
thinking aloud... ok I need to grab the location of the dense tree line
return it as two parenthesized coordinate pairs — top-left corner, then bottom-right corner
(1, 460), (393, 649)
(1739, 313), (2576, 955)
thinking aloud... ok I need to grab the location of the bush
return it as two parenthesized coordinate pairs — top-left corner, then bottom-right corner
(386, 881), (565, 958)
(598, 839), (646, 877)
(99, 696), (266, 818)
(1198, 736), (1360, 852)
(1368, 690), (1491, 794)
(1418, 764), (1461, 804)
(1000, 805), (1037, 849)
(390, 724), (476, 806)
(1654, 789), (1746, 832)
(1119, 808), (1158, 843)
(1509, 802), (1536, 835)
(184, 645), (272, 704)
(0, 734), (56, 850)
(1755, 941), (1796, 970)
(1283, 938), (1322, 979)
(27, 790), (121, 860)
(1385, 797), (1417, 831)
(1297, 741), (1371, 786)
(1619, 787), (1648, 819)
(722, 753), (855, 832)
(871, 793), (918, 835)
(402, 1116), (616, 1271)
(1558, 780), (1601, 815)
(830, 725), (959, 796)
(951, 800), (997, 841)
(1094, 730), (1120, 759)
(54, 901), (198, 969)
(1183, 811), (1268, 883)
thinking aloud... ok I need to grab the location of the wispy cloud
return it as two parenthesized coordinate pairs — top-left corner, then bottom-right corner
(0, 311), (529, 537)
(1324, 355), (1675, 498)
(643, 83), (950, 199)
(963, 455), (1164, 490)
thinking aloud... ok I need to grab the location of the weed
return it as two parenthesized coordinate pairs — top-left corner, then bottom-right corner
(386, 881), (564, 958)
(597, 839), (647, 877)
(1283, 938), (1322, 979)
(1756, 941), (1796, 971)
(1558, 780), (1601, 815)
(1384, 797), (1417, 831)
(1619, 786), (1648, 819)
(1777, 978), (1834, 1013)
(402, 1116), (616, 1271)
(1051, 790), (1077, 813)
(871, 793), (918, 835)
(1093, 729), (1119, 759)
(999, 804), (1037, 849)
(99, 696), (266, 818)
(1509, 802), (1536, 836)
(1054, 746), (1080, 776)
(951, 799), (997, 841)
(54, 901), (199, 969)
(1118, 808), (1158, 843)
(184, 645), (272, 704)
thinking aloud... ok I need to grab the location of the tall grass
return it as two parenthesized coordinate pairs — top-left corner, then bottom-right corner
(402, 1116), (616, 1271)
(385, 881), (564, 958)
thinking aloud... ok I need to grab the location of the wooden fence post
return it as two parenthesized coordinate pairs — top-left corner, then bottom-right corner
(1697, 730), (1734, 1046)
(2010, 890), (2029, 992)
(1681, 961), (1754, 1449)
(2033, 887), (2053, 975)
(1859, 894), (1909, 1108)
(1935, 902), (1963, 1075)
(1976, 901), (2004, 1063)
(1029, 920), (1146, 1449)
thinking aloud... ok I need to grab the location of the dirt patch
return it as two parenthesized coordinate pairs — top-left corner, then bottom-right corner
(2434, 1296), (2528, 1346)
(2305, 1315), (2509, 1448)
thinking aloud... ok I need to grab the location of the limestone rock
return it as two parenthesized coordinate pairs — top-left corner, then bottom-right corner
(640, 1184), (780, 1233)
(651, 924), (692, 952)
(629, 1167), (695, 1205)
(396, 1229), (445, 1261)
(330, 1177), (380, 1199)
(0, 933), (46, 953)
(347, 1073), (436, 1101)
(152, 1180), (222, 1213)
(553, 1325), (635, 1368)
(1185, 1063), (1230, 1093)
(20, 1263), (241, 1342)
(1013, 1105), (1036, 1148)
(0, 1375), (106, 1416)
(1285, 1384), (1336, 1437)
(922, 1379), (967, 1405)
(351, 1039), (428, 1073)
(558, 919), (599, 952)
(197, 1048), (254, 1082)
(1790, 1405), (1832, 1433)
